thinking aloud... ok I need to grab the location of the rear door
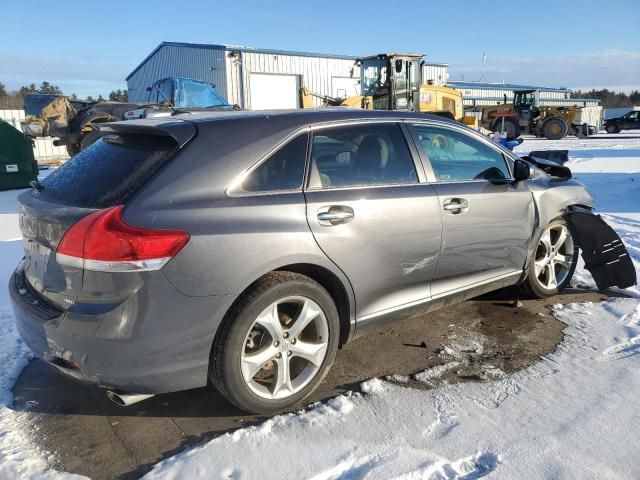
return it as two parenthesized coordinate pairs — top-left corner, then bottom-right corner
(304, 121), (442, 320)
(406, 121), (535, 297)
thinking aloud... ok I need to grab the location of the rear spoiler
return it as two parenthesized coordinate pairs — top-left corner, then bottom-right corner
(98, 119), (196, 148)
(521, 155), (572, 180)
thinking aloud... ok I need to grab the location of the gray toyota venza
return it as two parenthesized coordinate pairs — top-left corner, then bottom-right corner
(10, 110), (635, 413)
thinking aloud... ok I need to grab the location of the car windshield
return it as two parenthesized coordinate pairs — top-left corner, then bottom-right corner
(174, 78), (229, 108)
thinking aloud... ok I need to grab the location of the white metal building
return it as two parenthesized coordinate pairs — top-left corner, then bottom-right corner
(421, 62), (449, 86)
(447, 81), (600, 108)
(126, 42), (362, 109)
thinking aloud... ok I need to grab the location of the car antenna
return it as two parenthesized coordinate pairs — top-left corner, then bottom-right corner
(154, 84), (177, 113)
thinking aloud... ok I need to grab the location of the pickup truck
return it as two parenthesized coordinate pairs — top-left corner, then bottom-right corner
(21, 77), (235, 156)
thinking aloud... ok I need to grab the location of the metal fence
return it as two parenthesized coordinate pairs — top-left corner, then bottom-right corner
(0, 110), (69, 161)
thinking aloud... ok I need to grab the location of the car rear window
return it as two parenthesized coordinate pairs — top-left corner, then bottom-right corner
(40, 134), (178, 208)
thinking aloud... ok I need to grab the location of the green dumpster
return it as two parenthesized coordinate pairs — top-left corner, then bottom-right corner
(0, 118), (38, 190)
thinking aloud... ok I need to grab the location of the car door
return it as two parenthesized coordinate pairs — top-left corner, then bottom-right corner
(406, 121), (535, 297)
(304, 121), (442, 321)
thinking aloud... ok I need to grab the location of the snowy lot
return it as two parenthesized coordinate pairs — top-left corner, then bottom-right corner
(0, 134), (638, 479)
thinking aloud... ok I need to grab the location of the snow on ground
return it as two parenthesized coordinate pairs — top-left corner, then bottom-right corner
(0, 136), (638, 479)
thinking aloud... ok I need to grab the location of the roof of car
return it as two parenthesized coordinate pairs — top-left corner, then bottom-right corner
(121, 108), (459, 128)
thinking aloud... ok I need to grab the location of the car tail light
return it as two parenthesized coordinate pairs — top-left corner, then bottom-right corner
(57, 206), (189, 272)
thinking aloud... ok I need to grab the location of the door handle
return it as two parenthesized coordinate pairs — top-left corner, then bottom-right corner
(317, 206), (354, 226)
(443, 198), (469, 213)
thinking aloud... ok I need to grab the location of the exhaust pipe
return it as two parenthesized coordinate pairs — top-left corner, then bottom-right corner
(107, 390), (155, 407)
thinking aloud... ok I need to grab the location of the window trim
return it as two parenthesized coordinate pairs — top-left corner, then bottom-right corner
(404, 119), (516, 184)
(226, 127), (311, 197)
(304, 120), (427, 192)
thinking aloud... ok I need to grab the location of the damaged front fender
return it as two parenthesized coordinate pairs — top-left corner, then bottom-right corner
(564, 210), (637, 290)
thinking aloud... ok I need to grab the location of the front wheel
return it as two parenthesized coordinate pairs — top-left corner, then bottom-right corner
(492, 118), (520, 140)
(522, 219), (578, 298)
(542, 117), (569, 140)
(606, 124), (620, 134)
(210, 272), (339, 414)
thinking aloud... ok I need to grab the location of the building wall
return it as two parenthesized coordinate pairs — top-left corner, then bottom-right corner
(0, 110), (68, 162)
(421, 64), (449, 86)
(225, 51), (358, 108)
(127, 44), (228, 102)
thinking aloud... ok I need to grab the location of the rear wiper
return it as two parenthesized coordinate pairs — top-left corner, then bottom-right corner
(30, 180), (44, 191)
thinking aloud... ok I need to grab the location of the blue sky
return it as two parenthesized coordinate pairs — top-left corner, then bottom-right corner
(1, 0), (638, 98)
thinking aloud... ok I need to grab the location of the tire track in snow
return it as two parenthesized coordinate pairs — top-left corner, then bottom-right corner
(390, 451), (499, 480)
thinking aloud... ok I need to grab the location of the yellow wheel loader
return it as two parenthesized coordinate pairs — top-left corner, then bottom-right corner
(479, 89), (579, 140)
(301, 53), (477, 128)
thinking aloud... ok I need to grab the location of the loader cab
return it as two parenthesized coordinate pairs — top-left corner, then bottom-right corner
(513, 90), (540, 111)
(359, 54), (421, 111)
(513, 89), (540, 126)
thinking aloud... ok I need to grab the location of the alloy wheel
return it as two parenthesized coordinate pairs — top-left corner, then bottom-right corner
(533, 224), (575, 290)
(240, 296), (329, 400)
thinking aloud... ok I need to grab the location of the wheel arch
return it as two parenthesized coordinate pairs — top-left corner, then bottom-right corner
(273, 263), (354, 346)
(212, 261), (355, 356)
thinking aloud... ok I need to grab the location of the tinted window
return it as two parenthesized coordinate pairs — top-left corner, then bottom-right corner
(40, 134), (178, 208)
(240, 134), (308, 193)
(310, 124), (417, 188)
(412, 124), (511, 182)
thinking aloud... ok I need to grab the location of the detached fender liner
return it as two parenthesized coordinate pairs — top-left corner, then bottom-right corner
(564, 212), (636, 290)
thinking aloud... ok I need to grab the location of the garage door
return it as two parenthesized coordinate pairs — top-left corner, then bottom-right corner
(332, 77), (360, 99)
(249, 73), (300, 110)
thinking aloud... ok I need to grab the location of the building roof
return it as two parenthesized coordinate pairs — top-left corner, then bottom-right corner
(127, 41), (450, 81)
(126, 41), (358, 81)
(447, 81), (571, 94)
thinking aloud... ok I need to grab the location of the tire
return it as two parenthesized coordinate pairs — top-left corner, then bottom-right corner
(492, 118), (520, 140)
(210, 272), (340, 414)
(521, 218), (579, 299)
(541, 117), (569, 140)
(80, 130), (102, 151)
(606, 123), (620, 134)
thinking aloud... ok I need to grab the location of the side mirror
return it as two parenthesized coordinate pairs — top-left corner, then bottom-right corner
(513, 159), (531, 181)
(395, 59), (403, 73)
(145, 86), (152, 92)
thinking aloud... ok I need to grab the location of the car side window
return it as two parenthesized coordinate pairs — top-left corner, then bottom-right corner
(238, 133), (308, 193)
(411, 124), (511, 182)
(309, 123), (418, 189)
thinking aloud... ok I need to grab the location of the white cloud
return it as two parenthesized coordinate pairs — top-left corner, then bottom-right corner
(449, 50), (640, 92)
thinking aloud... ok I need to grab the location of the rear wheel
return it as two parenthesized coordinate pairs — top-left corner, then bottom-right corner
(606, 123), (620, 134)
(492, 118), (520, 140)
(210, 272), (340, 414)
(542, 117), (569, 140)
(522, 219), (578, 298)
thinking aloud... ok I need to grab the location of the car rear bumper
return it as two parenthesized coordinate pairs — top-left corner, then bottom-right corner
(9, 267), (237, 394)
